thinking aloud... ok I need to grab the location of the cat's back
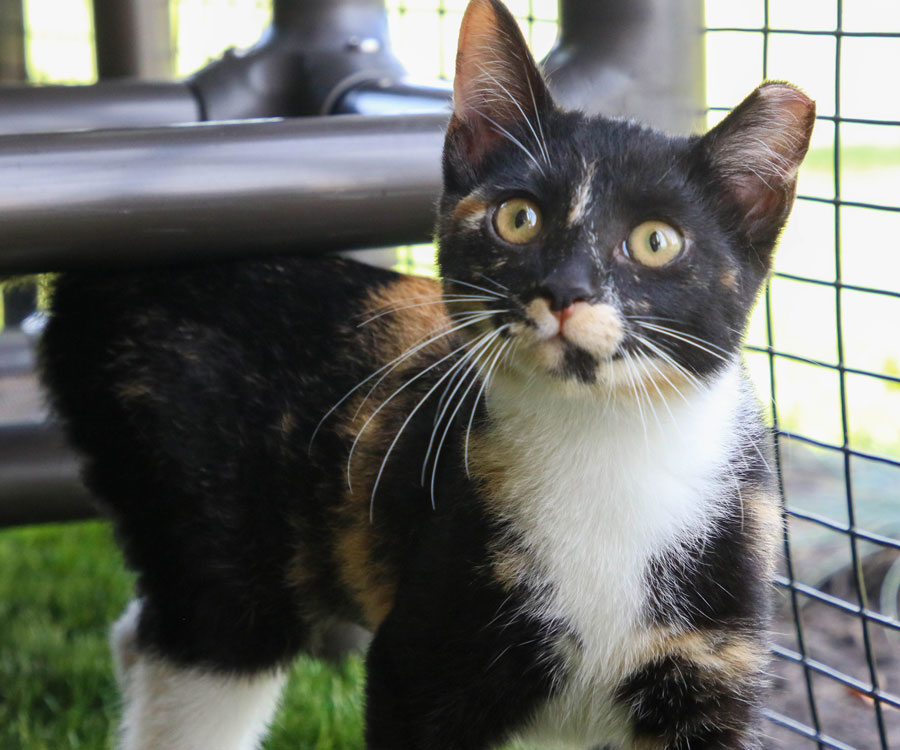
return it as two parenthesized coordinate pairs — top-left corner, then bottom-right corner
(39, 255), (429, 509)
(38, 255), (455, 662)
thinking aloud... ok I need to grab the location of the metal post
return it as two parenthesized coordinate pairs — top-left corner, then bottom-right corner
(92, 0), (173, 80)
(545, 0), (706, 134)
(0, 332), (94, 526)
(0, 0), (26, 83)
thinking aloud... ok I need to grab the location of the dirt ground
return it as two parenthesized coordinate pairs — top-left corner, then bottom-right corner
(764, 442), (900, 750)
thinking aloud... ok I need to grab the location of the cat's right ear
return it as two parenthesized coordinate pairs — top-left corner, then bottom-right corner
(445, 0), (554, 176)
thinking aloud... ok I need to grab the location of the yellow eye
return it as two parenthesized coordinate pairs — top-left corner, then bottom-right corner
(625, 221), (684, 267)
(493, 198), (542, 244)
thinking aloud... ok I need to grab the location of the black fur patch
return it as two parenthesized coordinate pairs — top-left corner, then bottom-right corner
(562, 345), (598, 383)
(617, 654), (760, 749)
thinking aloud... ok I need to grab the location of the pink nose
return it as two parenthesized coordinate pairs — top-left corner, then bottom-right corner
(550, 303), (577, 330)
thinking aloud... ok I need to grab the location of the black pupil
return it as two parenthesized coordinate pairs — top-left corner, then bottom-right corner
(649, 230), (662, 252)
(514, 208), (529, 229)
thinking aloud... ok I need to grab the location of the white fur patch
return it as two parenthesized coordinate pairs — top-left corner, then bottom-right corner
(567, 160), (596, 227)
(517, 299), (624, 379)
(111, 599), (143, 690)
(118, 652), (286, 750)
(486, 365), (745, 746)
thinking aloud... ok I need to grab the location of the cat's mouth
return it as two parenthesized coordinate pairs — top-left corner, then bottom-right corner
(500, 298), (625, 384)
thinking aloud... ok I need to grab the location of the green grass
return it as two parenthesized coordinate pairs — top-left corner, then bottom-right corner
(0, 521), (367, 750)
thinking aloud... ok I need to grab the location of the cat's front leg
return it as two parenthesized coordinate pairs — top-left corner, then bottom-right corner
(615, 632), (767, 750)
(362, 576), (558, 750)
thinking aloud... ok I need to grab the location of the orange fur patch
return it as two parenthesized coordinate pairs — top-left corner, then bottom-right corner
(720, 269), (739, 291)
(453, 193), (489, 229)
(331, 276), (455, 629)
(334, 524), (396, 628)
(639, 627), (766, 685)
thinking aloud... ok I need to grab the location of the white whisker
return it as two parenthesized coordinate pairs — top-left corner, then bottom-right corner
(473, 110), (547, 177)
(351, 311), (501, 421)
(628, 350), (664, 433)
(622, 350), (652, 448)
(465, 338), (512, 477)
(310, 311), (495, 456)
(366, 331), (500, 518)
(350, 331), (490, 499)
(429, 327), (510, 506)
(476, 64), (549, 166)
(422, 327), (503, 486)
(630, 334), (691, 408)
(524, 64), (551, 166)
(443, 276), (509, 299)
(636, 322), (732, 362)
(476, 272), (510, 292)
(357, 297), (498, 327)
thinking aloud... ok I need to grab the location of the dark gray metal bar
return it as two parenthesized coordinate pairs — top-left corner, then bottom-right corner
(0, 332), (95, 526)
(334, 79), (452, 116)
(0, 81), (200, 136)
(0, 113), (447, 273)
(0, 0), (418, 135)
(0, 330), (33, 377)
(545, 0), (706, 134)
(0, 422), (96, 527)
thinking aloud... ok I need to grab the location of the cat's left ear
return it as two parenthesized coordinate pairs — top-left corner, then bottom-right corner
(446, 0), (554, 173)
(698, 83), (815, 252)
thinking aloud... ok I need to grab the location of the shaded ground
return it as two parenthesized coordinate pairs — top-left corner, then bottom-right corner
(765, 441), (900, 749)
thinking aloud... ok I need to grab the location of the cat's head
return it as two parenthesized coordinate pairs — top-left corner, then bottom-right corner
(437, 0), (815, 395)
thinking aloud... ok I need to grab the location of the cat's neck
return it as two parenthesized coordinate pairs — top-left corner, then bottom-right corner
(476, 362), (745, 532)
(485, 363), (743, 461)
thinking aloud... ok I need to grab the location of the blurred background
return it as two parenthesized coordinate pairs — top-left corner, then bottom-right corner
(0, 1), (898, 748)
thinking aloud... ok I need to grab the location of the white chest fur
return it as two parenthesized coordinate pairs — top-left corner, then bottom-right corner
(483, 365), (744, 745)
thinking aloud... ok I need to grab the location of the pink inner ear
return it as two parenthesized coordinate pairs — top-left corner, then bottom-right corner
(733, 174), (783, 226)
(451, 115), (505, 165)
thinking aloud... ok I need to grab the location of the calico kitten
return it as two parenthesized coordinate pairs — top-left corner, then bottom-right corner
(38, 0), (815, 747)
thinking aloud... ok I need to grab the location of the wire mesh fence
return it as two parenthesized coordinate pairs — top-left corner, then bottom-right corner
(4, 1), (900, 748)
(704, 2), (900, 747)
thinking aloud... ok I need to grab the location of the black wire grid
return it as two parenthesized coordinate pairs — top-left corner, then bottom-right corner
(3, 2), (899, 748)
(708, 2), (900, 748)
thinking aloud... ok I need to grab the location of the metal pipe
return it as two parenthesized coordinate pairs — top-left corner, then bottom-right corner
(0, 333), (94, 525)
(0, 330), (34, 377)
(545, 0), (706, 134)
(0, 113), (447, 274)
(0, 81), (200, 136)
(0, 422), (96, 527)
(333, 79), (452, 116)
